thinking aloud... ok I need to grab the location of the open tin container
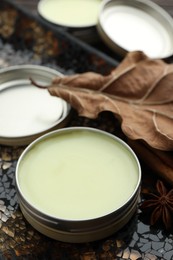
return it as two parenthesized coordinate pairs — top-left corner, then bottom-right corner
(37, 0), (173, 59)
(37, 0), (102, 43)
(16, 127), (141, 243)
(97, 0), (173, 59)
(0, 65), (71, 146)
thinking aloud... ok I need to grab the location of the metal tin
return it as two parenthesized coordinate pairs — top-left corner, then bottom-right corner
(37, 0), (102, 43)
(0, 65), (71, 146)
(97, 0), (173, 59)
(16, 127), (141, 243)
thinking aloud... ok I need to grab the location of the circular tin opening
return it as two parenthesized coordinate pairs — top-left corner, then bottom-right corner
(38, 0), (102, 28)
(0, 65), (71, 146)
(97, 0), (173, 59)
(16, 127), (141, 241)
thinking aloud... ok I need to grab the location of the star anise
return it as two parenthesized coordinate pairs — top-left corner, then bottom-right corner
(140, 180), (173, 230)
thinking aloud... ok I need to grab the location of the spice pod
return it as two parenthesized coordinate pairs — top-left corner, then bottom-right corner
(97, 0), (173, 59)
(16, 127), (141, 243)
(0, 65), (71, 146)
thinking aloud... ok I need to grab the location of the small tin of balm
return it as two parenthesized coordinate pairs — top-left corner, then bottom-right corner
(97, 0), (173, 59)
(16, 127), (141, 243)
(37, 0), (102, 43)
(0, 65), (71, 146)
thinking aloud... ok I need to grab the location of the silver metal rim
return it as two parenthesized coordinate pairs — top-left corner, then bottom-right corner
(97, 0), (173, 59)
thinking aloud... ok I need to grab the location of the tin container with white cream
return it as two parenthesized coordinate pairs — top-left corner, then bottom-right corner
(97, 0), (173, 59)
(16, 127), (141, 243)
(0, 65), (71, 146)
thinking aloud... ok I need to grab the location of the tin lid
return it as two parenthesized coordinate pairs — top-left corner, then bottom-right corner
(97, 0), (173, 59)
(0, 65), (71, 146)
(37, 0), (101, 28)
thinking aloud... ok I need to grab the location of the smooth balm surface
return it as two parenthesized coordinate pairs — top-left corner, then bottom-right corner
(101, 5), (172, 58)
(38, 0), (101, 27)
(0, 86), (63, 137)
(18, 130), (139, 220)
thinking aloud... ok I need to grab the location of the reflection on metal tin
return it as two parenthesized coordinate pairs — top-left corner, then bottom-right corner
(97, 0), (173, 59)
(0, 65), (71, 146)
(16, 127), (141, 243)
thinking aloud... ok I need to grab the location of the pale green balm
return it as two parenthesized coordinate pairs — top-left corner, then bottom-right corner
(18, 130), (139, 220)
(38, 0), (101, 27)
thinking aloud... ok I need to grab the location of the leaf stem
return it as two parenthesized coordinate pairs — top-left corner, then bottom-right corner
(30, 78), (48, 89)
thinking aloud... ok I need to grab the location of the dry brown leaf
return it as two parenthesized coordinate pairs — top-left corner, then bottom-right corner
(35, 51), (173, 151)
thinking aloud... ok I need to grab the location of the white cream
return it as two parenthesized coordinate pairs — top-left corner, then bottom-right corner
(38, 0), (101, 27)
(18, 130), (139, 220)
(101, 5), (172, 58)
(0, 85), (63, 137)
